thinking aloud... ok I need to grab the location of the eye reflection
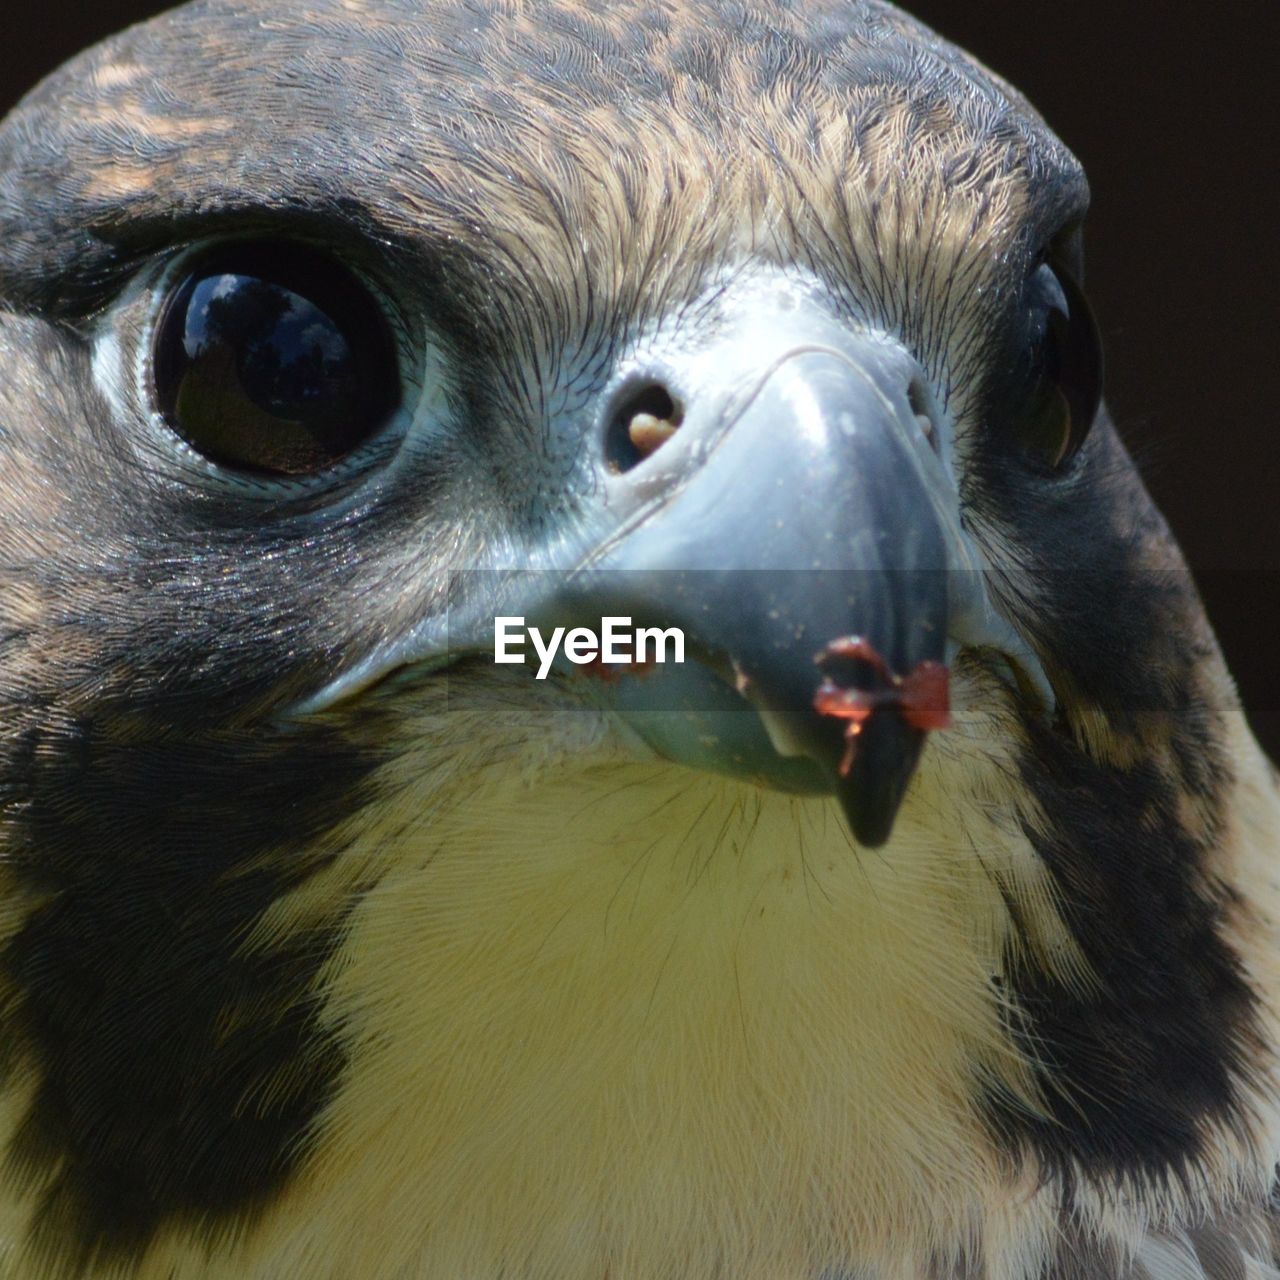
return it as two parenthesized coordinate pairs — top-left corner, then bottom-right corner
(1007, 259), (1104, 470)
(153, 243), (400, 476)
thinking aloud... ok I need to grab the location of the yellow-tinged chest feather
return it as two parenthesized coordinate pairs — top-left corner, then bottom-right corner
(122, 713), (1067, 1280)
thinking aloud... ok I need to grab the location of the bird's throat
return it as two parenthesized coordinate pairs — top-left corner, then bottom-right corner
(217, 744), (1057, 1280)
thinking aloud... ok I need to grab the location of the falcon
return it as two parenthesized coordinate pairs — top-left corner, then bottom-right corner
(0, 2), (1277, 1278)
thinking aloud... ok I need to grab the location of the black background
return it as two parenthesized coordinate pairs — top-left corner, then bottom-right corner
(4, 1), (1277, 758)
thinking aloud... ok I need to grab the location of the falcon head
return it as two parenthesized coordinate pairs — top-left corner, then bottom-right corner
(1, 2), (1277, 1278)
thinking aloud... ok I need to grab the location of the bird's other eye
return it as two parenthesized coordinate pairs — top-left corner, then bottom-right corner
(1006, 259), (1104, 469)
(152, 241), (401, 476)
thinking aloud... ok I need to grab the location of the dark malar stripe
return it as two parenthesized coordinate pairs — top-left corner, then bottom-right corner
(0, 711), (380, 1274)
(982, 707), (1263, 1184)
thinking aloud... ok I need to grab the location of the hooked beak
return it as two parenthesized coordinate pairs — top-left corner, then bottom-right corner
(550, 332), (962, 847)
(296, 294), (1051, 848)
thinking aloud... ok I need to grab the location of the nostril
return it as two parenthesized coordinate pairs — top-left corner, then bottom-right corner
(907, 377), (941, 455)
(606, 382), (684, 472)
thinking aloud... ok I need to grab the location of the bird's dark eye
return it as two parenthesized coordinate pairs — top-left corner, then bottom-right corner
(1007, 260), (1104, 469)
(152, 242), (400, 476)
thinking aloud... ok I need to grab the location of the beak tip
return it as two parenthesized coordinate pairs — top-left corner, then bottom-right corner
(827, 711), (929, 849)
(810, 640), (945, 848)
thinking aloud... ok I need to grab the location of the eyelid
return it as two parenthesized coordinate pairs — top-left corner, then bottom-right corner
(29, 203), (418, 324)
